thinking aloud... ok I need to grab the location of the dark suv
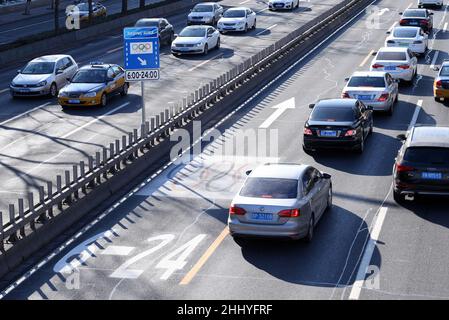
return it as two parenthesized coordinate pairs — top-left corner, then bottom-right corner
(393, 126), (449, 202)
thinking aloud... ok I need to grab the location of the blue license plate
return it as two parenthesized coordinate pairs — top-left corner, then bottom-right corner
(385, 66), (396, 71)
(358, 95), (372, 100)
(409, 21), (419, 25)
(321, 130), (337, 137)
(251, 213), (273, 221)
(422, 172), (443, 180)
(68, 99), (80, 104)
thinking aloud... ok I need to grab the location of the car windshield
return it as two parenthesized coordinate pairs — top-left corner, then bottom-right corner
(179, 28), (205, 37)
(71, 69), (106, 83)
(192, 4), (213, 12)
(21, 62), (55, 74)
(376, 51), (407, 61)
(393, 28), (418, 38)
(135, 20), (159, 27)
(224, 10), (245, 17)
(403, 10), (426, 18)
(348, 76), (386, 88)
(440, 66), (449, 76)
(404, 147), (449, 165)
(310, 106), (356, 122)
(240, 178), (298, 199)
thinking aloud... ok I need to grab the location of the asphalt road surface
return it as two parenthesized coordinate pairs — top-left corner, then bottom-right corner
(2, 0), (449, 299)
(0, 0), (342, 223)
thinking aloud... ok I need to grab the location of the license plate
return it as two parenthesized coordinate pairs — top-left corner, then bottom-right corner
(399, 43), (409, 47)
(68, 99), (80, 104)
(409, 22), (419, 25)
(358, 95), (372, 100)
(251, 213), (273, 221)
(18, 88), (30, 92)
(422, 172), (443, 180)
(320, 130), (337, 137)
(274, 4), (283, 7)
(385, 66), (396, 71)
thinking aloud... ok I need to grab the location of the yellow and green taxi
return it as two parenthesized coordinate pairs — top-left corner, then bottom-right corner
(58, 62), (128, 108)
(66, 2), (107, 23)
(434, 60), (449, 102)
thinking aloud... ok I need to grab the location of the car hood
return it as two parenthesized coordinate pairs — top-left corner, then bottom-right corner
(13, 73), (51, 85)
(173, 37), (204, 45)
(219, 17), (246, 24)
(61, 83), (105, 93)
(189, 12), (214, 18)
(307, 120), (355, 127)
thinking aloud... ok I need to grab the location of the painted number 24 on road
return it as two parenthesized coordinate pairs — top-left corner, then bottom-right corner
(125, 69), (160, 81)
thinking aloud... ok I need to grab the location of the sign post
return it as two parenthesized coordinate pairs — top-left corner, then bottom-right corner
(123, 27), (160, 125)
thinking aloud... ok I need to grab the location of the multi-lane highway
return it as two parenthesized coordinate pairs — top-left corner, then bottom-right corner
(0, 0), (342, 223)
(1, 0), (449, 300)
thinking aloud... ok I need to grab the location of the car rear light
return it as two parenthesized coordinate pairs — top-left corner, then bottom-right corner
(372, 63), (384, 69)
(278, 209), (300, 217)
(435, 80), (442, 88)
(303, 128), (313, 135)
(345, 129), (357, 137)
(420, 20), (428, 25)
(341, 92), (350, 98)
(400, 19), (407, 24)
(378, 93), (389, 102)
(397, 64), (410, 69)
(395, 163), (415, 172)
(413, 40), (423, 44)
(229, 206), (246, 215)
(387, 40), (395, 44)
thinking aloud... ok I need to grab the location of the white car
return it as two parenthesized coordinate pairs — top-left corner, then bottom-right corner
(10, 55), (78, 98)
(217, 7), (256, 33)
(386, 26), (428, 55)
(418, 0), (443, 9)
(268, 0), (300, 10)
(370, 47), (418, 83)
(171, 26), (220, 56)
(187, 2), (223, 26)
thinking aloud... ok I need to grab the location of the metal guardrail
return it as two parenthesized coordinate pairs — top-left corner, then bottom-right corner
(0, 0), (372, 253)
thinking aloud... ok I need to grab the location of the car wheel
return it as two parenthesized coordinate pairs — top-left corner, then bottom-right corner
(120, 83), (129, 96)
(211, 18), (216, 26)
(326, 186), (332, 210)
(100, 93), (107, 107)
(302, 145), (313, 155)
(49, 83), (58, 98)
(387, 103), (394, 116)
(253, 19), (256, 29)
(369, 121), (374, 134)
(244, 23), (248, 32)
(203, 44), (209, 55)
(216, 37), (220, 49)
(355, 135), (364, 154)
(395, 92), (399, 103)
(304, 214), (314, 243)
(296, 0), (299, 7)
(393, 190), (406, 204)
(169, 32), (175, 44)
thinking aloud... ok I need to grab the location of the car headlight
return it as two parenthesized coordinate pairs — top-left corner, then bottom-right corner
(37, 80), (47, 87)
(237, 21), (245, 26)
(195, 43), (203, 47)
(58, 91), (68, 97)
(10, 81), (16, 87)
(83, 91), (97, 98)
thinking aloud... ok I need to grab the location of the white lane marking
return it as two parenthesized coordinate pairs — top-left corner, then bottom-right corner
(259, 97), (295, 128)
(406, 2), (413, 9)
(430, 51), (439, 69)
(409, 100), (422, 129)
(256, 8), (269, 14)
(107, 46), (123, 54)
(444, 22), (448, 32)
(239, 0), (251, 4)
(256, 24), (278, 36)
(378, 8), (389, 16)
(0, 0), (379, 299)
(359, 50), (374, 67)
(100, 245), (135, 256)
(387, 22), (397, 33)
(188, 53), (223, 72)
(0, 102), (51, 126)
(348, 207), (388, 300)
(0, 88), (9, 94)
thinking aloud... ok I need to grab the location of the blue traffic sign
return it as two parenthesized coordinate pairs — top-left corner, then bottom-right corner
(123, 27), (160, 72)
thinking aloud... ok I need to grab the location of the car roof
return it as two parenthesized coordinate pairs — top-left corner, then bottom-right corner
(316, 98), (358, 108)
(408, 126), (449, 148)
(404, 8), (426, 13)
(79, 63), (114, 70)
(195, 2), (215, 6)
(184, 25), (209, 30)
(250, 164), (309, 180)
(137, 18), (161, 22)
(31, 55), (70, 62)
(226, 7), (248, 11)
(350, 71), (386, 77)
(378, 47), (408, 52)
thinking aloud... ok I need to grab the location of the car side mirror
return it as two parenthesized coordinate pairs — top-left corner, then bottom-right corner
(386, 31), (391, 34)
(399, 12), (403, 15)
(344, 77), (349, 82)
(433, 66), (440, 72)
(397, 134), (407, 141)
(245, 170), (252, 176)
(371, 51), (377, 56)
(309, 104), (315, 109)
(430, 12), (434, 15)
(174, 33), (178, 38)
(17, 69), (21, 73)
(322, 173), (331, 179)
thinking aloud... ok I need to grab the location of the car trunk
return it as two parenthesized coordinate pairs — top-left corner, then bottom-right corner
(345, 87), (386, 102)
(307, 120), (354, 138)
(232, 198), (298, 225)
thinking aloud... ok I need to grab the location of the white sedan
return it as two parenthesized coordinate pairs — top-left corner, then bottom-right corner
(268, 0), (300, 11)
(171, 26), (220, 56)
(217, 7), (256, 33)
(370, 47), (418, 83)
(385, 26), (428, 55)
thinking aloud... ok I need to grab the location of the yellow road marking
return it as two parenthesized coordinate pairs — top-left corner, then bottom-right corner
(359, 50), (374, 67)
(179, 226), (229, 285)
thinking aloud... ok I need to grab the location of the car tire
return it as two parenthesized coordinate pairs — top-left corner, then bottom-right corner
(296, 0), (299, 8)
(120, 83), (129, 96)
(100, 93), (107, 107)
(394, 92), (399, 103)
(369, 121), (374, 134)
(326, 186), (332, 210)
(387, 103), (394, 116)
(355, 135), (365, 154)
(244, 23), (248, 33)
(49, 83), (58, 98)
(302, 145), (313, 155)
(211, 18), (216, 26)
(393, 190), (406, 204)
(253, 19), (256, 29)
(304, 214), (314, 243)
(216, 37), (220, 49)
(169, 32), (175, 45)
(435, 97), (441, 102)
(203, 44), (209, 55)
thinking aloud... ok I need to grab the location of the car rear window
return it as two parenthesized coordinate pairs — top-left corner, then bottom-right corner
(404, 147), (449, 165)
(240, 178), (298, 199)
(310, 106), (356, 122)
(376, 52), (407, 61)
(440, 66), (449, 76)
(135, 20), (159, 27)
(403, 10), (426, 18)
(393, 28), (418, 38)
(348, 76), (386, 88)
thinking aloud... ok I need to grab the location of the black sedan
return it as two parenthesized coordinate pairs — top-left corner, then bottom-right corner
(135, 18), (175, 45)
(399, 8), (433, 33)
(302, 99), (373, 154)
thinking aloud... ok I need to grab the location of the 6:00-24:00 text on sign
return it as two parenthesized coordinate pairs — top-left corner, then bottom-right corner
(125, 70), (160, 81)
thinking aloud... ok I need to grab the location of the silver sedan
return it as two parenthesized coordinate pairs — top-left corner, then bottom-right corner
(228, 163), (332, 242)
